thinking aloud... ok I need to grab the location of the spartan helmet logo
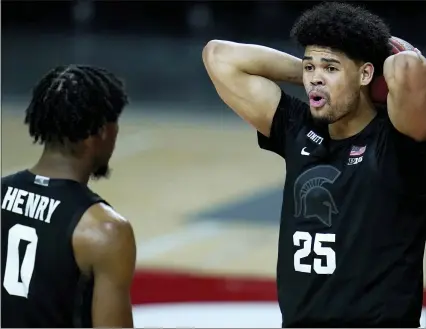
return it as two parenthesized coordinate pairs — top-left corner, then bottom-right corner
(293, 165), (341, 227)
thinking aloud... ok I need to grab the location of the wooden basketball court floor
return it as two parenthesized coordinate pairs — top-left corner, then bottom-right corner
(3, 102), (426, 327)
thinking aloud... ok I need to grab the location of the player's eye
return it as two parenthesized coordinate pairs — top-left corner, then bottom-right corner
(326, 66), (338, 72)
(304, 64), (314, 71)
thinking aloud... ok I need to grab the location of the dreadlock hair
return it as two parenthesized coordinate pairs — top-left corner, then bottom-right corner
(24, 64), (129, 146)
(290, 2), (392, 77)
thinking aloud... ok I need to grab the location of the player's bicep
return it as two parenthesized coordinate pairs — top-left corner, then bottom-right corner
(92, 266), (134, 328)
(203, 51), (281, 137)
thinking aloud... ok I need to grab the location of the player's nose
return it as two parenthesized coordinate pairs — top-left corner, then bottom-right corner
(310, 77), (324, 86)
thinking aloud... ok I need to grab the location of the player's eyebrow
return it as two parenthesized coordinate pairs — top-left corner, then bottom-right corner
(303, 56), (341, 65)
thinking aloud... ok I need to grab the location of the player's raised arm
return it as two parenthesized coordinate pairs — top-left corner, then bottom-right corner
(202, 40), (303, 137)
(73, 203), (136, 328)
(384, 48), (426, 141)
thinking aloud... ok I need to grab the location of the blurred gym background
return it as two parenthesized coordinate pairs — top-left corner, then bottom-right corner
(2, 1), (426, 327)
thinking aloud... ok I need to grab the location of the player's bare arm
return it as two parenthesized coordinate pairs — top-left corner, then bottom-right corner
(384, 49), (426, 141)
(202, 40), (303, 137)
(73, 203), (136, 328)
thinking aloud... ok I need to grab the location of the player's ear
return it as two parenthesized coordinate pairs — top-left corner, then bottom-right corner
(97, 125), (108, 141)
(360, 62), (374, 86)
(83, 126), (106, 149)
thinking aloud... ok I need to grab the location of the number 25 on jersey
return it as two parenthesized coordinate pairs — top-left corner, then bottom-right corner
(293, 231), (336, 275)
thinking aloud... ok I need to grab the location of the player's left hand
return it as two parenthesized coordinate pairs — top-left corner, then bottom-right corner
(370, 36), (417, 104)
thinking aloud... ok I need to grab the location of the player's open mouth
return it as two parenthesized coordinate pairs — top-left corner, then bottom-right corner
(309, 93), (327, 108)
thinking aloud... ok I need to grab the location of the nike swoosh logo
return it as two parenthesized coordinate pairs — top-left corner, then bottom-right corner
(301, 147), (310, 156)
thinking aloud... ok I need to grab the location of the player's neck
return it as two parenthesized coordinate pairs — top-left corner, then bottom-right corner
(30, 150), (92, 184)
(328, 94), (377, 140)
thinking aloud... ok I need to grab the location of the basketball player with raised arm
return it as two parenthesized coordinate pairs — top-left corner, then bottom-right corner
(1, 65), (136, 328)
(203, 2), (426, 327)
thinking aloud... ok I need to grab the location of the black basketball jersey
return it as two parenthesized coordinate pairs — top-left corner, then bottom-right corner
(1, 170), (106, 328)
(258, 90), (426, 327)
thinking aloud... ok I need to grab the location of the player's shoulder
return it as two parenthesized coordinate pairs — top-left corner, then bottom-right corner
(371, 110), (425, 148)
(2, 175), (13, 191)
(2, 171), (25, 186)
(274, 89), (312, 135)
(72, 203), (134, 274)
(373, 110), (394, 130)
(277, 89), (310, 117)
(78, 203), (132, 241)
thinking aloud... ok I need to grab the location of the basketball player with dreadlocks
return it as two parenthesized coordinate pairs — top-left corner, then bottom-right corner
(203, 2), (426, 327)
(1, 65), (135, 328)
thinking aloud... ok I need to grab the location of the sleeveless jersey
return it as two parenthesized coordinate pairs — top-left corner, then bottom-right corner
(1, 170), (106, 328)
(258, 90), (426, 327)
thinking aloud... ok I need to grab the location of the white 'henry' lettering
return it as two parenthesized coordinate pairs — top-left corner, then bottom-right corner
(1, 187), (61, 224)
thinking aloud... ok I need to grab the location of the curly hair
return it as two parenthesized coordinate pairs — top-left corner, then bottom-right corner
(24, 64), (129, 145)
(290, 2), (392, 76)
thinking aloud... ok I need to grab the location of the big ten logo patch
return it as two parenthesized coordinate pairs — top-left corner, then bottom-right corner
(347, 156), (363, 166)
(347, 145), (366, 166)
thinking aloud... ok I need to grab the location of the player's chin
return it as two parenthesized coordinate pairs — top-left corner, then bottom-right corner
(310, 107), (335, 124)
(91, 165), (111, 180)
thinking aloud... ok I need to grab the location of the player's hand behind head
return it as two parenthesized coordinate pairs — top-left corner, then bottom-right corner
(370, 36), (416, 104)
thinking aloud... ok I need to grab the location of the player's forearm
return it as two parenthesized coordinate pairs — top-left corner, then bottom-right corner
(203, 40), (303, 85)
(384, 50), (426, 141)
